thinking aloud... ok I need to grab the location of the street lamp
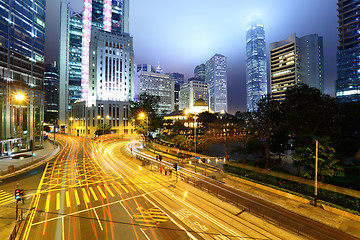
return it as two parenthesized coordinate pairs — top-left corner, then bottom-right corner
(139, 112), (148, 145)
(14, 93), (25, 154)
(185, 109), (198, 172)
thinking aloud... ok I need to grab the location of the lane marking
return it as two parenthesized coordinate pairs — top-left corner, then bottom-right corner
(119, 202), (133, 219)
(104, 184), (115, 197)
(117, 182), (129, 193)
(56, 193), (60, 210)
(140, 228), (151, 240)
(82, 188), (90, 203)
(45, 194), (51, 213)
(32, 189), (162, 226)
(93, 209), (103, 231)
(127, 179), (138, 191)
(89, 187), (98, 201)
(65, 191), (70, 208)
(62, 217), (65, 240)
(110, 182), (122, 196)
(74, 189), (80, 206)
(97, 186), (106, 199)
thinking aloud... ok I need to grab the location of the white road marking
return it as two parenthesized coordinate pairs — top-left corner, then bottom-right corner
(93, 208), (103, 231)
(119, 202), (133, 219)
(140, 228), (151, 240)
(142, 195), (198, 240)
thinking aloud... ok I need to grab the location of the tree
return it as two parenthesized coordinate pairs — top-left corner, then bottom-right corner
(202, 113), (244, 162)
(282, 84), (339, 149)
(250, 94), (281, 169)
(94, 123), (112, 136)
(294, 137), (343, 182)
(130, 93), (163, 141)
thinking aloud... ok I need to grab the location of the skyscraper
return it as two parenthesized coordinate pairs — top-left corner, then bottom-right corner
(205, 54), (228, 112)
(167, 73), (184, 111)
(194, 64), (205, 81)
(44, 63), (59, 123)
(0, 0), (45, 154)
(336, 0), (360, 102)
(134, 71), (174, 114)
(59, 0), (132, 131)
(246, 19), (267, 112)
(270, 33), (324, 101)
(179, 79), (209, 111)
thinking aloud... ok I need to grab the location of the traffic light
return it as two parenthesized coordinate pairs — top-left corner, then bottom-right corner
(15, 189), (21, 201)
(174, 163), (178, 171)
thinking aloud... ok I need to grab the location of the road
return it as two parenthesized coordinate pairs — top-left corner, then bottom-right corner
(14, 135), (303, 240)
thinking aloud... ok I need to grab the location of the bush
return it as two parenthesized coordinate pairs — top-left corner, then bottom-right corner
(223, 164), (360, 213)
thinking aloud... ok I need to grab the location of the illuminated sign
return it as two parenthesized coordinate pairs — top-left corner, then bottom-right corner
(103, 0), (112, 32)
(81, 0), (92, 101)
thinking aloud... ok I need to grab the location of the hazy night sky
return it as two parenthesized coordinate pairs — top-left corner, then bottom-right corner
(45, 0), (338, 114)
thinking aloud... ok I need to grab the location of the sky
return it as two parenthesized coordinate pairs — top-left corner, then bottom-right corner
(45, 0), (338, 114)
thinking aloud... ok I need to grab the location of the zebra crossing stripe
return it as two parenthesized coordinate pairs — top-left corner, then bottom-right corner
(82, 188), (90, 203)
(104, 184), (115, 197)
(97, 186), (106, 199)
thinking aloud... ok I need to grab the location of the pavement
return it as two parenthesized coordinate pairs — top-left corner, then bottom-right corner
(143, 143), (360, 239)
(0, 139), (59, 180)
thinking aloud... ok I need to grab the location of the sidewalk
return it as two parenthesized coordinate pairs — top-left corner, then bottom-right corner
(0, 140), (60, 180)
(141, 144), (360, 239)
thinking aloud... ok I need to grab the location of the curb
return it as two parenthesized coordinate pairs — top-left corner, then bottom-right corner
(0, 145), (60, 181)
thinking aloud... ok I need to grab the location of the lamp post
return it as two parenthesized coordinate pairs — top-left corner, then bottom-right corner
(14, 93), (25, 154)
(314, 140), (318, 207)
(185, 109), (197, 172)
(139, 112), (148, 145)
(106, 115), (110, 135)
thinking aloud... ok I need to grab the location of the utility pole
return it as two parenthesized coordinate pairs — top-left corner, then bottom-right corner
(194, 116), (197, 172)
(314, 140), (318, 207)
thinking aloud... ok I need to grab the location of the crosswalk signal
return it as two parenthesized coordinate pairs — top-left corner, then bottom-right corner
(15, 189), (21, 201)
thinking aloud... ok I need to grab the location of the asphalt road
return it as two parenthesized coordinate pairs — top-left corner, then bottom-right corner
(13, 135), (305, 240)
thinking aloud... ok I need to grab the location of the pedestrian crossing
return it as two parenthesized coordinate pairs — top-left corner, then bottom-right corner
(0, 189), (14, 205)
(43, 179), (149, 212)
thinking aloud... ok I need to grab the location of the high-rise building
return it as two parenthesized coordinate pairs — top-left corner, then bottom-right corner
(59, 0), (132, 132)
(0, 0), (45, 155)
(336, 0), (360, 102)
(167, 73), (184, 111)
(270, 33), (324, 101)
(44, 63), (59, 122)
(205, 54), (228, 112)
(246, 19), (267, 112)
(194, 64), (205, 81)
(136, 64), (155, 73)
(179, 79), (209, 111)
(134, 71), (174, 114)
(88, 28), (134, 106)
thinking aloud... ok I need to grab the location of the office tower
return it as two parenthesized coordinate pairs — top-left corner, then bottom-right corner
(194, 64), (206, 81)
(205, 54), (228, 112)
(44, 63), (59, 122)
(179, 79), (209, 112)
(0, 0), (45, 155)
(336, 0), (360, 102)
(88, 28), (134, 106)
(246, 19), (267, 112)
(136, 64), (155, 73)
(270, 33), (324, 101)
(59, 0), (132, 131)
(167, 73), (184, 111)
(134, 71), (174, 114)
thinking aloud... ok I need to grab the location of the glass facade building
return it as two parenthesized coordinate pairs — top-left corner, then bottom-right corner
(336, 0), (360, 102)
(59, 0), (131, 130)
(246, 20), (267, 112)
(270, 34), (324, 102)
(167, 72), (184, 111)
(44, 63), (59, 123)
(205, 54), (228, 112)
(194, 64), (205, 81)
(0, 0), (45, 154)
